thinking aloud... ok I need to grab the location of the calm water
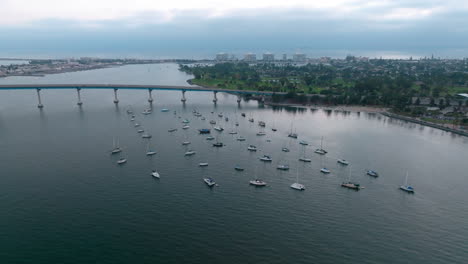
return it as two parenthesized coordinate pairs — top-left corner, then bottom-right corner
(1, 64), (467, 264)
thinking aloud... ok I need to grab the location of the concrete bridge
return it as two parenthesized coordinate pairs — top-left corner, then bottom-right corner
(0, 84), (280, 108)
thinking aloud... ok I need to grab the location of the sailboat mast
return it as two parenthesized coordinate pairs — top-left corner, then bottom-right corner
(405, 171), (409, 185)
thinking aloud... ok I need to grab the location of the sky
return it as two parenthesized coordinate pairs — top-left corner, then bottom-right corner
(0, 0), (467, 59)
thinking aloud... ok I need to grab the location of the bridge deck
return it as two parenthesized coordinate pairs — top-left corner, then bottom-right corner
(0, 84), (280, 95)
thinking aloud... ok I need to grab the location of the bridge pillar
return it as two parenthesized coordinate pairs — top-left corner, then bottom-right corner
(148, 89), (154, 102)
(237, 94), (242, 103)
(76, 88), (83, 106)
(260, 95), (265, 104)
(113, 88), (119, 104)
(36, 88), (44, 108)
(181, 90), (187, 103)
(213, 91), (218, 103)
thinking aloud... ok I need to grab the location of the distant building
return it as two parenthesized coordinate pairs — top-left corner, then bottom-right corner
(216, 53), (229, 61)
(282, 54), (287, 61)
(262, 53), (274, 62)
(293, 53), (306, 63)
(243, 53), (257, 62)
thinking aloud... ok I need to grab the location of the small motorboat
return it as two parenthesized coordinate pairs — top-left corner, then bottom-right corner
(182, 125), (190, 129)
(151, 170), (160, 178)
(247, 145), (257, 151)
(182, 119), (190, 124)
(277, 165), (289, 170)
(259, 155), (272, 162)
(256, 132), (266, 136)
(320, 168), (331, 174)
(146, 150), (157, 156)
(299, 157), (311, 162)
(234, 166), (244, 171)
(134, 123), (141, 127)
(214, 126), (224, 131)
(142, 134), (152, 139)
(206, 136), (215, 140)
(184, 150), (196, 156)
(137, 129), (144, 133)
(229, 131), (238, 134)
(367, 170), (379, 177)
(212, 142), (224, 147)
(290, 182), (305, 190)
(249, 179), (267, 186)
(241, 113), (246, 117)
(130, 118), (135, 121)
(182, 141), (191, 145)
(341, 182), (361, 190)
(237, 136), (246, 141)
(272, 128), (277, 132)
(282, 147), (290, 152)
(117, 158), (127, 165)
(337, 159), (349, 165)
(168, 128), (178, 132)
(161, 108), (169, 112)
(199, 163), (209, 167)
(299, 140), (309, 146)
(204, 177), (216, 187)
(209, 120), (216, 125)
(218, 113), (223, 118)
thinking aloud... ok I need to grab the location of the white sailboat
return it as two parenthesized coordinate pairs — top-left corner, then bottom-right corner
(400, 171), (414, 193)
(291, 165), (305, 190)
(299, 145), (311, 162)
(146, 141), (157, 156)
(111, 137), (122, 154)
(315, 136), (328, 155)
(250, 162), (267, 186)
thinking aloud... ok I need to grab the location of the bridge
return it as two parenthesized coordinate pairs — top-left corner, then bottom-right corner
(0, 84), (281, 108)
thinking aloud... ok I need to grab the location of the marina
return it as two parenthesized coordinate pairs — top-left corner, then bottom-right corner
(0, 62), (467, 264)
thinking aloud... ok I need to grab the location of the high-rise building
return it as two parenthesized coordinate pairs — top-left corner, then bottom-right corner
(282, 54), (287, 61)
(262, 53), (274, 62)
(293, 53), (307, 63)
(243, 53), (257, 62)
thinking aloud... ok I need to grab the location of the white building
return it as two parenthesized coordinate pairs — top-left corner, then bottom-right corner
(293, 53), (307, 63)
(262, 53), (274, 62)
(243, 53), (257, 62)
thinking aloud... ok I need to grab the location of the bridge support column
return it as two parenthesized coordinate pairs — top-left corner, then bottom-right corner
(36, 88), (44, 108)
(76, 88), (83, 106)
(181, 90), (187, 103)
(213, 91), (218, 103)
(260, 96), (265, 104)
(113, 88), (119, 104)
(148, 89), (153, 102)
(237, 94), (242, 103)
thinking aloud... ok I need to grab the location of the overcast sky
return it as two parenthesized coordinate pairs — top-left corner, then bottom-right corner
(0, 0), (467, 58)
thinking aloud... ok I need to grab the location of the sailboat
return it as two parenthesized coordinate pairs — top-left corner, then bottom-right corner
(320, 155), (330, 173)
(291, 165), (305, 190)
(111, 137), (122, 154)
(271, 120), (277, 132)
(367, 170), (379, 177)
(184, 150), (196, 156)
(146, 141), (157, 156)
(341, 166), (361, 190)
(249, 162), (267, 186)
(315, 136), (328, 155)
(288, 122), (298, 138)
(299, 144), (311, 162)
(400, 172), (414, 193)
(337, 159), (349, 165)
(117, 157), (127, 165)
